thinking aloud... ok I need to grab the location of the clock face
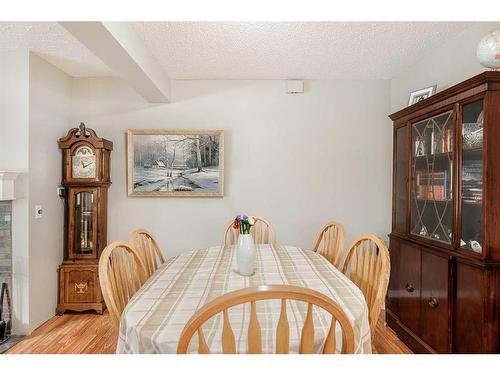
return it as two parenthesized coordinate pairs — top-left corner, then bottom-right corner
(72, 146), (96, 179)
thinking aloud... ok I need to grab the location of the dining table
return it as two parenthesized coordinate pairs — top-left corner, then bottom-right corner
(116, 244), (372, 354)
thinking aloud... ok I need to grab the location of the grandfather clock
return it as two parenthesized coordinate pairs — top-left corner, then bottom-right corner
(56, 123), (112, 315)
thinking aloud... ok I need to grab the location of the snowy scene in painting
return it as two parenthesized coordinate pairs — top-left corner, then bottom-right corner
(130, 132), (223, 195)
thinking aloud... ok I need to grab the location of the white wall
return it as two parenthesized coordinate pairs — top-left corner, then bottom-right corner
(28, 53), (71, 330)
(0, 51), (30, 334)
(71, 78), (392, 257)
(0, 52), (72, 334)
(0, 51), (29, 171)
(390, 22), (500, 112)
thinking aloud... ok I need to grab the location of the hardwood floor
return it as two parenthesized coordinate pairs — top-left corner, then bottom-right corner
(6, 312), (118, 354)
(372, 313), (413, 354)
(6, 310), (412, 354)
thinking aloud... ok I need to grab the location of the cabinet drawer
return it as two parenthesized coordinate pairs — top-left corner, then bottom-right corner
(420, 251), (450, 353)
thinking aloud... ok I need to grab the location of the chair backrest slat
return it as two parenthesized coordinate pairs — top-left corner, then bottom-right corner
(366, 242), (377, 304)
(98, 241), (147, 325)
(177, 285), (355, 354)
(313, 221), (345, 268)
(247, 301), (262, 354)
(222, 216), (276, 246)
(222, 309), (236, 354)
(276, 299), (290, 354)
(130, 229), (166, 279)
(141, 236), (154, 274)
(360, 242), (370, 294)
(341, 234), (390, 335)
(322, 317), (337, 354)
(197, 328), (210, 354)
(299, 303), (315, 354)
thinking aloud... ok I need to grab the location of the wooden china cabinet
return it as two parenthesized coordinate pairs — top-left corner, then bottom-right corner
(56, 123), (113, 315)
(387, 72), (500, 353)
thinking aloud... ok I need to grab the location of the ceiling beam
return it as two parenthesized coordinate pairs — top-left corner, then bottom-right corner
(60, 22), (170, 103)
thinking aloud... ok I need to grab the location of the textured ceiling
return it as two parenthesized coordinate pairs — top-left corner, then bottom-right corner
(132, 22), (475, 80)
(0, 22), (476, 79)
(0, 22), (113, 77)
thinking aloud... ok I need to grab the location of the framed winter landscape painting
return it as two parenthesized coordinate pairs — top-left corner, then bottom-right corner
(127, 130), (224, 197)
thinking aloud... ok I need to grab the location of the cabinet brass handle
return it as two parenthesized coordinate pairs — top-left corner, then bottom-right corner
(405, 283), (415, 293)
(428, 297), (439, 308)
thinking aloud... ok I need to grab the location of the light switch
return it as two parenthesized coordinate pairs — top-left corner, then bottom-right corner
(35, 205), (43, 219)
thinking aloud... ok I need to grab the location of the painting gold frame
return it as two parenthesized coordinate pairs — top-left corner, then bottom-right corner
(127, 129), (224, 197)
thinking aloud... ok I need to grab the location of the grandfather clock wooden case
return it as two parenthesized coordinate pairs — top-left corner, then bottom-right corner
(387, 72), (500, 353)
(56, 123), (112, 315)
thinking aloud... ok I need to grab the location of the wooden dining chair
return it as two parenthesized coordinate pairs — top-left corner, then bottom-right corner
(312, 221), (345, 268)
(177, 285), (355, 354)
(130, 228), (166, 279)
(98, 241), (147, 325)
(341, 234), (390, 335)
(222, 216), (276, 246)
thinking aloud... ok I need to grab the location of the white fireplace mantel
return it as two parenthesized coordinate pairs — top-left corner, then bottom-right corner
(0, 171), (21, 201)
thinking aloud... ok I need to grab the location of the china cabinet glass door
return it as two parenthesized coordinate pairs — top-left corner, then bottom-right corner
(394, 125), (408, 233)
(460, 100), (483, 254)
(74, 190), (95, 255)
(410, 111), (454, 244)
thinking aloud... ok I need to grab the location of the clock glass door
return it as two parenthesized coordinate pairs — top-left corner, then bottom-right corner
(410, 111), (454, 244)
(73, 189), (97, 257)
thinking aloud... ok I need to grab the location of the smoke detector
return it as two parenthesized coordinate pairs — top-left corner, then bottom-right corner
(286, 80), (304, 94)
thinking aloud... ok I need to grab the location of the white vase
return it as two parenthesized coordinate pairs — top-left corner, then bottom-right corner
(236, 234), (256, 276)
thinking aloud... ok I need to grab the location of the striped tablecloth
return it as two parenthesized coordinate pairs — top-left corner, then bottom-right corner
(116, 245), (372, 354)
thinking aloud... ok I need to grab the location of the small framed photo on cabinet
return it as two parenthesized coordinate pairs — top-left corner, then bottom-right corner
(408, 85), (437, 106)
